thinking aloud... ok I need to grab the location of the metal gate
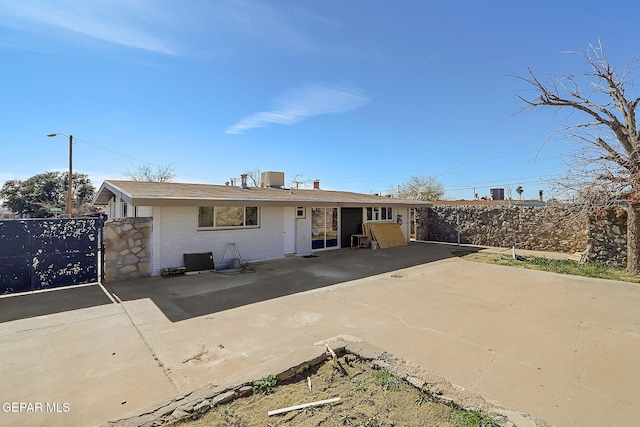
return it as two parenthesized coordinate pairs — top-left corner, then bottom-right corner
(0, 218), (103, 294)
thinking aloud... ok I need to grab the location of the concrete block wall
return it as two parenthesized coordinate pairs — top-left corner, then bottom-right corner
(104, 217), (152, 283)
(150, 205), (285, 275)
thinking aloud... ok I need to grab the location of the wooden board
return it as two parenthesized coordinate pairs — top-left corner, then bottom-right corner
(367, 223), (407, 249)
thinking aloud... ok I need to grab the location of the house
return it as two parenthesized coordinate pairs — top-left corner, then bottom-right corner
(93, 172), (432, 276)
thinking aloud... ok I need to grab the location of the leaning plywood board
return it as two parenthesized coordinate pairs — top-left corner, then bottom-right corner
(368, 223), (407, 249)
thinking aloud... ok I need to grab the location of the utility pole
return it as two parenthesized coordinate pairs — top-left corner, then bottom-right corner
(47, 133), (73, 218)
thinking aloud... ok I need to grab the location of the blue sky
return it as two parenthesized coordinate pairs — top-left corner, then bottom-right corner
(1, 0), (638, 200)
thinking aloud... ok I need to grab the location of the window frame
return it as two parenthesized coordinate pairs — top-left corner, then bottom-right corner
(365, 206), (394, 223)
(197, 206), (260, 230)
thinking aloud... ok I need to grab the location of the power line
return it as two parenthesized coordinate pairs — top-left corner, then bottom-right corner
(73, 137), (213, 182)
(434, 109), (559, 179)
(444, 177), (558, 193)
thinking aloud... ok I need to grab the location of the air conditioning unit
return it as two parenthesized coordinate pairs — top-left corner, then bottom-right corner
(261, 171), (285, 188)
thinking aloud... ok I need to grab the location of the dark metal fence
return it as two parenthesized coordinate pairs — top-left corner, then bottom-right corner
(0, 218), (103, 294)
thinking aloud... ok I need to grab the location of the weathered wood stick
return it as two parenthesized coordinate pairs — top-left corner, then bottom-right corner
(268, 397), (341, 416)
(325, 343), (337, 368)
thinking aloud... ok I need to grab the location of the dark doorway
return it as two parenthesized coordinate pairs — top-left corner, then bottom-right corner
(341, 207), (363, 248)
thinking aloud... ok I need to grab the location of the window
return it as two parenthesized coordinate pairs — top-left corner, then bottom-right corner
(198, 206), (259, 229)
(381, 207), (393, 220)
(121, 202), (128, 217)
(365, 206), (393, 222)
(296, 206), (306, 219)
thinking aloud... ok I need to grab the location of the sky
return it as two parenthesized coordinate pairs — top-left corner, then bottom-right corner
(1, 0), (639, 200)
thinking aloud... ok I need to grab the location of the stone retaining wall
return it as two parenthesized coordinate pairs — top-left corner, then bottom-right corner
(104, 217), (152, 283)
(423, 206), (628, 266)
(587, 209), (627, 266)
(426, 206), (585, 253)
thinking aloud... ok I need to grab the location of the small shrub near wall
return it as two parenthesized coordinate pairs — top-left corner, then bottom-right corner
(104, 217), (152, 283)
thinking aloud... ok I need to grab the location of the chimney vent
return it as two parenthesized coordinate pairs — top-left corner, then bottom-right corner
(313, 180), (320, 189)
(241, 174), (248, 189)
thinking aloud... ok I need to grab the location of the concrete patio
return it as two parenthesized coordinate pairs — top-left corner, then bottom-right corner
(0, 242), (638, 426)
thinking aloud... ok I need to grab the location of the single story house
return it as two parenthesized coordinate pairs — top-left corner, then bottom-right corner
(93, 172), (432, 276)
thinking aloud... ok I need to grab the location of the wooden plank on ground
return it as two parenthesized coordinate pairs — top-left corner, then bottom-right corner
(367, 223), (407, 249)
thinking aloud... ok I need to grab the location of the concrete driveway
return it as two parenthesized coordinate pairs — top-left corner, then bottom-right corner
(0, 242), (639, 426)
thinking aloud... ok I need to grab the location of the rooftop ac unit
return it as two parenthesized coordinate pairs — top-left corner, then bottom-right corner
(261, 171), (285, 188)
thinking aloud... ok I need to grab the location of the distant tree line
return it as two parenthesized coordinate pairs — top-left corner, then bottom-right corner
(0, 172), (96, 218)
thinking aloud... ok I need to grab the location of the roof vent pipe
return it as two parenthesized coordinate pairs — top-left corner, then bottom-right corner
(241, 174), (248, 189)
(313, 179), (320, 189)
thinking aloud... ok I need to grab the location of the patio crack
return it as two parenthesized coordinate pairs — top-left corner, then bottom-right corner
(112, 294), (179, 394)
(289, 313), (320, 340)
(341, 299), (491, 352)
(572, 320), (584, 355)
(470, 352), (498, 389)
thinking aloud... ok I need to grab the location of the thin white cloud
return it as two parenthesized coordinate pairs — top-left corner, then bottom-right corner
(226, 84), (370, 134)
(214, 0), (319, 53)
(0, 0), (175, 55)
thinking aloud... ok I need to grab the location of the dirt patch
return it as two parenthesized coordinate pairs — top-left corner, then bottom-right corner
(173, 355), (468, 426)
(107, 340), (549, 427)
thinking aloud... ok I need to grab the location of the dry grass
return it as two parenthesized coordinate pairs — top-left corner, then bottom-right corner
(172, 355), (498, 427)
(454, 251), (640, 284)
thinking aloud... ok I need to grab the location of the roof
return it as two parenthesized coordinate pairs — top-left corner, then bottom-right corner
(93, 180), (433, 208)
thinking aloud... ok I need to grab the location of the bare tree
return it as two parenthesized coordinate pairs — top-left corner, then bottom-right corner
(244, 167), (262, 187)
(290, 173), (312, 189)
(390, 176), (444, 201)
(513, 40), (640, 273)
(505, 184), (513, 201)
(124, 161), (177, 182)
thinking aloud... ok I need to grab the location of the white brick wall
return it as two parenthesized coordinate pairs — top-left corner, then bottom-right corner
(136, 206), (153, 217)
(295, 214), (312, 256)
(150, 205), (285, 275)
(398, 206), (410, 241)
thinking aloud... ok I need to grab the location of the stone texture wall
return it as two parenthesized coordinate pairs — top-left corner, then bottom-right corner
(425, 206), (586, 253)
(104, 217), (152, 283)
(423, 205), (629, 266)
(587, 210), (627, 266)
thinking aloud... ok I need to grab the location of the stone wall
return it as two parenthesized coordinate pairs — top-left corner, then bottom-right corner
(587, 210), (627, 266)
(424, 206), (586, 253)
(104, 217), (152, 283)
(423, 205), (629, 266)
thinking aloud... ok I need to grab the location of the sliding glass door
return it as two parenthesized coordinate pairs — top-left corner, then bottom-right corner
(311, 207), (338, 250)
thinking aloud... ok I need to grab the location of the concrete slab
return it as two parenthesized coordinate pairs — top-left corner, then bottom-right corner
(0, 304), (176, 427)
(1, 242), (639, 427)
